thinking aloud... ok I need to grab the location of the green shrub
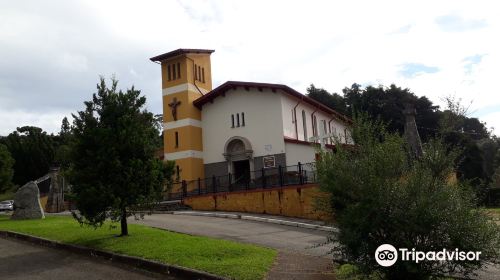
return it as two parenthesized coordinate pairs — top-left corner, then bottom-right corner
(317, 115), (500, 279)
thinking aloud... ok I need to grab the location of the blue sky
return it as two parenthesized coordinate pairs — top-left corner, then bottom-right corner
(0, 0), (499, 135)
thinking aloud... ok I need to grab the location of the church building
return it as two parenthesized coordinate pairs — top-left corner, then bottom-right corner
(150, 49), (351, 190)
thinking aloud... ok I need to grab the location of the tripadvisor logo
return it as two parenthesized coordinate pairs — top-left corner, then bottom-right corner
(375, 244), (481, 267)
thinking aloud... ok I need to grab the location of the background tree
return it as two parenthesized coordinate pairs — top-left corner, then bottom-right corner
(316, 115), (500, 279)
(0, 144), (15, 193)
(0, 126), (56, 186)
(54, 116), (73, 169)
(68, 77), (173, 236)
(307, 83), (497, 204)
(307, 84), (348, 115)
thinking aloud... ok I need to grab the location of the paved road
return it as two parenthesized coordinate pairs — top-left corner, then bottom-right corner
(129, 213), (333, 256)
(0, 237), (175, 280)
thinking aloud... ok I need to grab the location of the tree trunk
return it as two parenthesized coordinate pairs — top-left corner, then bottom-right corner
(120, 209), (128, 236)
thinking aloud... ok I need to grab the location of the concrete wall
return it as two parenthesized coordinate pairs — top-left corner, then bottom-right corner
(280, 94), (351, 143)
(201, 87), (286, 164)
(204, 153), (287, 178)
(183, 184), (331, 221)
(284, 142), (317, 166)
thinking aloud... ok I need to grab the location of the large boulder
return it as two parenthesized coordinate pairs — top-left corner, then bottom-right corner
(11, 181), (45, 220)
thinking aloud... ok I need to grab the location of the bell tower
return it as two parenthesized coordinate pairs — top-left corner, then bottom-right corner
(150, 49), (214, 186)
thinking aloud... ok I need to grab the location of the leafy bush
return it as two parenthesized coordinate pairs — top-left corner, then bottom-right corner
(317, 115), (500, 279)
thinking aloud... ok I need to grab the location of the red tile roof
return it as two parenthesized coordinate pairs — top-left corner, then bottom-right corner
(193, 81), (351, 124)
(150, 49), (214, 62)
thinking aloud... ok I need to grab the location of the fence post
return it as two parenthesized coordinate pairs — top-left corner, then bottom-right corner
(182, 180), (187, 198)
(212, 175), (217, 193)
(278, 165), (283, 187)
(228, 173), (232, 192)
(261, 168), (266, 188)
(298, 162), (303, 185)
(198, 177), (201, 195)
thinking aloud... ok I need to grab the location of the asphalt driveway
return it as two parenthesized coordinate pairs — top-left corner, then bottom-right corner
(129, 213), (333, 256)
(0, 237), (174, 280)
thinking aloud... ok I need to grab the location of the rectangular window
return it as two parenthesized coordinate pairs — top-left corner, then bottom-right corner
(175, 131), (179, 148)
(231, 114), (235, 128)
(241, 112), (245, 126)
(237, 113), (240, 127)
(176, 165), (180, 181)
(202, 68), (205, 83)
(198, 66), (201, 81)
(177, 63), (181, 79)
(172, 64), (176, 80)
(194, 64), (198, 81)
(167, 65), (171, 81)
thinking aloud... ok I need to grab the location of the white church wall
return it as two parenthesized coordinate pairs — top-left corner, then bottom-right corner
(201, 88), (286, 164)
(280, 94), (351, 144)
(284, 142), (316, 166)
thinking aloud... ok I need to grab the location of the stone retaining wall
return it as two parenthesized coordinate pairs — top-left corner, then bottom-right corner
(182, 184), (331, 221)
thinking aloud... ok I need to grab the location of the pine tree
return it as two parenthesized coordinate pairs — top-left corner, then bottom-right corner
(68, 77), (173, 236)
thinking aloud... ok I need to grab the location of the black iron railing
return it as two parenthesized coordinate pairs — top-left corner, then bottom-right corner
(164, 162), (317, 201)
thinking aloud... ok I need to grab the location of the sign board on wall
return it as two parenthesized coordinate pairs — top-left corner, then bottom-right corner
(263, 156), (276, 168)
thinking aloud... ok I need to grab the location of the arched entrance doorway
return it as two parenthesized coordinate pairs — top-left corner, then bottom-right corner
(223, 136), (254, 185)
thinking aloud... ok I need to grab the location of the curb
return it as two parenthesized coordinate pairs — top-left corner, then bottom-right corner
(0, 230), (227, 280)
(171, 211), (338, 233)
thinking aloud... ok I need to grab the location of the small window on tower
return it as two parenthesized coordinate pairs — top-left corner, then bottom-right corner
(198, 66), (201, 80)
(236, 113), (240, 127)
(194, 64), (198, 81)
(202, 68), (205, 83)
(172, 64), (176, 80)
(175, 131), (179, 148)
(176, 165), (180, 181)
(231, 114), (235, 128)
(241, 112), (245, 126)
(177, 63), (181, 79)
(167, 65), (171, 81)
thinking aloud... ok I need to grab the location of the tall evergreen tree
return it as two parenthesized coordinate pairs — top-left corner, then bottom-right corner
(0, 126), (56, 185)
(68, 77), (173, 236)
(0, 144), (14, 193)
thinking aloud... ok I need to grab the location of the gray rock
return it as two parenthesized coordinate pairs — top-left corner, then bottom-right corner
(11, 181), (45, 220)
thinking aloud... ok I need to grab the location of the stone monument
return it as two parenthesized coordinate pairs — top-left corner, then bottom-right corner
(11, 181), (45, 220)
(403, 103), (423, 158)
(45, 167), (65, 213)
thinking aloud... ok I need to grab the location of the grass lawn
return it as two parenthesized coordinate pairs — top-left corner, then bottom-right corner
(0, 215), (276, 280)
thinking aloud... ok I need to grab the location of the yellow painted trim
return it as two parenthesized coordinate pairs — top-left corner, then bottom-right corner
(164, 126), (203, 153)
(171, 157), (205, 184)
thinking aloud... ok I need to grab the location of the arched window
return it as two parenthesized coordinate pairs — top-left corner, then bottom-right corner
(302, 110), (307, 141)
(312, 115), (318, 139)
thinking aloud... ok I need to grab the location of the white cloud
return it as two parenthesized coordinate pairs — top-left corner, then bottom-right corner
(0, 0), (499, 135)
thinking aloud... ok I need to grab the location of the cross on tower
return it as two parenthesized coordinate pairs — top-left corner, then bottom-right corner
(168, 97), (181, 121)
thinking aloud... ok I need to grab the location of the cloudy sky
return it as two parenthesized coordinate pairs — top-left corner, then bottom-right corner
(1, 0), (499, 136)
